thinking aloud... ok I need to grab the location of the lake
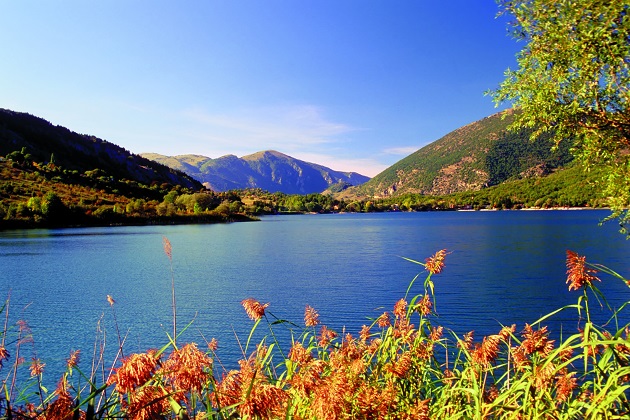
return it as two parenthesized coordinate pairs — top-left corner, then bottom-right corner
(1, 210), (629, 386)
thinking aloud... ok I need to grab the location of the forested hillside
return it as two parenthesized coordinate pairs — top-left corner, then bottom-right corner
(350, 110), (573, 198)
(0, 109), (201, 189)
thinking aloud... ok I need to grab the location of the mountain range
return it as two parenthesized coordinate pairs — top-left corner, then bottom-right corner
(142, 151), (371, 195)
(1, 107), (581, 206)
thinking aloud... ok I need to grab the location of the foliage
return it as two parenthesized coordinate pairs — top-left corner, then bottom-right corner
(0, 158), (254, 230)
(490, 0), (630, 233)
(0, 108), (201, 190)
(0, 247), (629, 418)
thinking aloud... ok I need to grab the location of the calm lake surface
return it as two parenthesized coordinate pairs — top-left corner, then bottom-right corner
(1, 210), (629, 384)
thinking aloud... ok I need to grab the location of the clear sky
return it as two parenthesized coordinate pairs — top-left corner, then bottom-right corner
(1, 1), (520, 177)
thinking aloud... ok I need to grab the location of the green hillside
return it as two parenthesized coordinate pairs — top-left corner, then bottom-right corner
(351, 110), (573, 198)
(0, 110), (255, 229)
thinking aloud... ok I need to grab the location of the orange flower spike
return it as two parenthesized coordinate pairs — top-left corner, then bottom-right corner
(0, 346), (9, 367)
(418, 294), (432, 316)
(29, 358), (45, 377)
(555, 369), (578, 402)
(66, 349), (80, 369)
(207, 337), (218, 352)
(304, 304), (320, 327)
(430, 326), (444, 341)
(160, 342), (213, 393)
(46, 377), (77, 420)
(425, 249), (448, 275)
(521, 324), (555, 356)
(318, 325), (337, 347)
(393, 298), (408, 319)
(107, 350), (159, 394)
(566, 250), (600, 291)
(288, 342), (312, 365)
(377, 311), (391, 328)
(359, 325), (371, 342)
(241, 298), (269, 321)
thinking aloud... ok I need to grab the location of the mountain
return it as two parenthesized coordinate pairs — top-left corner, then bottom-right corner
(348, 110), (573, 199)
(0, 108), (202, 190)
(142, 150), (371, 194)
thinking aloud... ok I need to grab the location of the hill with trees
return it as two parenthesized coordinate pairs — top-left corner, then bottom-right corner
(142, 150), (370, 194)
(347, 110), (574, 199)
(0, 109), (256, 229)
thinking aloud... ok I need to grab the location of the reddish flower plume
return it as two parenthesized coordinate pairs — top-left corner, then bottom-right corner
(566, 250), (600, 291)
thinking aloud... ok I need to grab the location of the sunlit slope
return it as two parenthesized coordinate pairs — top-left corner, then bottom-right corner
(350, 110), (572, 198)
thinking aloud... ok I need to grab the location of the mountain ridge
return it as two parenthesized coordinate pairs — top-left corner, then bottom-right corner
(143, 150), (371, 194)
(0, 108), (202, 190)
(344, 110), (573, 199)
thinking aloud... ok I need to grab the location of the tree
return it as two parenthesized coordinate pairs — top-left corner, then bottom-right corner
(490, 0), (630, 233)
(41, 192), (66, 221)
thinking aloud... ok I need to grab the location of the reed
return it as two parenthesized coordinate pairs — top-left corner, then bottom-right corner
(0, 244), (628, 419)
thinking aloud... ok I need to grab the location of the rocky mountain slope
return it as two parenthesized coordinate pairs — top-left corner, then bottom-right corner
(143, 150), (370, 194)
(349, 110), (573, 199)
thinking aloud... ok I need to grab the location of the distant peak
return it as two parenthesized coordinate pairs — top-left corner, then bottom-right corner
(242, 150), (290, 160)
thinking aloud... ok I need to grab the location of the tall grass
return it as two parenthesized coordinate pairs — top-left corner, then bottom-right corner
(0, 244), (628, 419)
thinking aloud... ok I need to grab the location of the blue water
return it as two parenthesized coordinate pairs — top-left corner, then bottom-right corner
(0, 210), (629, 387)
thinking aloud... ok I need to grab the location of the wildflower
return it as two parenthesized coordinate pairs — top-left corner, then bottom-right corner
(566, 250), (600, 291)
(414, 341), (434, 360)
(359, 325), (371, 342)
(356, 384), (390, 419)
(288, 342), (312, 365)
(0, 346), (9, 367)
(511, 346), (530, 371)
(393, 298), (408, 319)
(377, 311), (391, 328)
(304, 305), (320, 327)
(124, 385), (170, 420)
(484, 385), (499, 403)
(417, 294), (432, 316)
(392, 319), (415, 342)
(289, 359), (325, 395)
(458, 331), (474, 350)
(430, 326), (444, 341)
(367, 338), (382, 354)
(45, 377), (77, 420)
(241, 298), (269, 321)
(159, 342), (213, 393)
(29, 358), (45, 377)
(425, 249), (447, 274)
(214, 357), (288, 419)
(442, 368), (455, 384)
(318, 325), (337, 347)
(521, 324), (555, 356)
(66, 349), (80, 369)
(558, 347), (574, 363)
(403, 398), (430, 420)
(387, 352), (412, 378)
(207, 337), (218, 352)
(471, 334), (501, 367)
(533, 362), (555, 391)
(162, 236), (172, 261)
(499, 324), (516, 340)
(107, 350), (159, 394)
(555, 369), (578, 403)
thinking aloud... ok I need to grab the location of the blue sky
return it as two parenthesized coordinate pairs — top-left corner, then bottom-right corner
(1, 1), (519, 177)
